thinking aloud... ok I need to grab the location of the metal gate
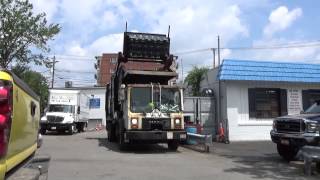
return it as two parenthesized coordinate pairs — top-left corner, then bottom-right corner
(183, 97), (216, 135)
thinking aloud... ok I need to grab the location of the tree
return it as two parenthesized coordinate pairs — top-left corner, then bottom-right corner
(12, 65), (49, 113)
(0, 0), (60, 69)
(185, 66), (209, 96)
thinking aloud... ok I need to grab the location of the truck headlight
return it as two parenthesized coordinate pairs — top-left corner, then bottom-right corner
(174, 118), (181, 129)
(131, 118), (138, 129)
(306, 122), (318, 133)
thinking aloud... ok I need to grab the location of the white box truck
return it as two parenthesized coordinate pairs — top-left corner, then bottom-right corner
(40, 89), (89, 135)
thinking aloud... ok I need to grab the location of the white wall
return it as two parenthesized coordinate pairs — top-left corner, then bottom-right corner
(226, 81), (320, 141)
(82, 88), (106, 126)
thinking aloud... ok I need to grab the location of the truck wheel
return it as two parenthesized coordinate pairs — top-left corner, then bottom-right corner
(316, 162), (320, 173)
(277, 143), (299, 161)
(68, 124), (76, 135)
(40, 128), (46, 135)
(107, 124), (116, 142)
(118, 119), (127, 150)
(168, 141), (179, 151)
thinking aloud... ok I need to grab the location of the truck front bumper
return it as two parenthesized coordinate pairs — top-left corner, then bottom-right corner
(40, 122), (72, 131)
(270, 130), (320, 146)
(124, 130), (187, 143)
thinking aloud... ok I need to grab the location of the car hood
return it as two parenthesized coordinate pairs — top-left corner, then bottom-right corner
(277, 113), (320, 122)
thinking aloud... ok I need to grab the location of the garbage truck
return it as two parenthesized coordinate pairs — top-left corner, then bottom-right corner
(105, 31), (186, 150)
(40, 89), (89, 135)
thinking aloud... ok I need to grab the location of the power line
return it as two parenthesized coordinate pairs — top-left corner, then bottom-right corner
(55, 69), (95, 74)
(174, 40), (320, 55)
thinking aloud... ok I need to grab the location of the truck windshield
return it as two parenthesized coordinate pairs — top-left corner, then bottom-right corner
(130, 87), (181, 113)
(159, 88), (181, 113)
(130, 87), (152, 113)
(305, 101), (320, 113)
(48, 105), (74, 113)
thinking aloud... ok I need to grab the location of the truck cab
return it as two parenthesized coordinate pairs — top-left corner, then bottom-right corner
(271, 100), (320, 161)
(40, 89), (89, 135)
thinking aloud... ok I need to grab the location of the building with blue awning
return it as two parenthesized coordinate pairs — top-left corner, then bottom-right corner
(201, 59), (320, 141)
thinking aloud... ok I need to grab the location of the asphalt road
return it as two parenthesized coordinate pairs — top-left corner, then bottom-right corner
(38, 131), (319, 180)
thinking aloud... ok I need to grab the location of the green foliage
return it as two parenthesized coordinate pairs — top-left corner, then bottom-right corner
(12, 65), (49, 113)
(185, 66), (209, 96)
(0, 0), (60, 69)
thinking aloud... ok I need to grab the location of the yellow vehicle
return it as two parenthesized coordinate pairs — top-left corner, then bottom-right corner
(0, 70), (40, 179)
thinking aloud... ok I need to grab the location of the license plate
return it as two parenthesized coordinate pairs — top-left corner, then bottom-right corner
(51, 126), (56, 130)
(180, 134), (186, 139)
(281, 139), (290, 145)
(167, 132), (173, 139)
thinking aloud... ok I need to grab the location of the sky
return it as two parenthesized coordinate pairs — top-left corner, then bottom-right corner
(29, 0), (320, 87)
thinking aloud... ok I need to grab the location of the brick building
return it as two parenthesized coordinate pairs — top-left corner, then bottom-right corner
(95, 53), (164, 86)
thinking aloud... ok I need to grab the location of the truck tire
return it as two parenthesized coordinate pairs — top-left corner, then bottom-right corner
(277, 143), (299, 161)
(316, 162), (320, 173)
(40, 128), (46, 135)
(68, 124), (76, 135)
(107, 124), (116, 142)
(118, 119), (127, 150)
(168, 141), (179, 151)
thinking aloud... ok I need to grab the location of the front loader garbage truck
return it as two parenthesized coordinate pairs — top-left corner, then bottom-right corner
(105, 31), (186, 150)
(40, 89), (89, 135)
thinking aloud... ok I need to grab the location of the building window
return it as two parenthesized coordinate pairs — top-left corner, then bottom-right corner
(302, 90), (320, 110)
(89, 98), (100, 109)
(248, 88), (287, 119)
(110, 69), (114, 74)
(110, 58), (117, 64)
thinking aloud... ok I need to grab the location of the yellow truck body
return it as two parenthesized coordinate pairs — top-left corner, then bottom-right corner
(0, 70), (40, 179)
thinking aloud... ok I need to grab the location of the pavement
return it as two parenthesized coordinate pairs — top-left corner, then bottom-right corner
(38, 131), (319, 180)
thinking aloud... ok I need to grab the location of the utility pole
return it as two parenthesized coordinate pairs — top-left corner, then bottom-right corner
(51, 56), (56, 88)
(217, 36), (220, 66)
(180, 58), (184, 83)
(212, 48), (216, 68)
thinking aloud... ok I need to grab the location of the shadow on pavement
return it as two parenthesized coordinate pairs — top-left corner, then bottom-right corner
(213, 141), (319, 180)
(86, 137), (181, 154)
(42, 131), (71, 136)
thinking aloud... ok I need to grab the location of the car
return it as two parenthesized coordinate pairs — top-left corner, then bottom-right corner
(270, 100), (320, 161)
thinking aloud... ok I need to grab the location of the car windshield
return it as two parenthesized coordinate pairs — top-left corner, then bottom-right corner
(304, 101), (320, 113)
(130, 87), (152, 113)
(48, 105), (74, 113)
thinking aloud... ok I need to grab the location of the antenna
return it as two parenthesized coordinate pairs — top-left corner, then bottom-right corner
(168, 25), (171, 37)
(125, 21), (128, 32)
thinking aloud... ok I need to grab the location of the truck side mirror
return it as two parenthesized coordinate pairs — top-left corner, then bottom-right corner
(77, 106), (80, 114)
(119, 84), (126, 101)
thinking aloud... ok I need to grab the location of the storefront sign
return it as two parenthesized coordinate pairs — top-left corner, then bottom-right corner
(287, 89), (302, 115)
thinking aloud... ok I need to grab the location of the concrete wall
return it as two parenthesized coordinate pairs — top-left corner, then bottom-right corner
(225, 81), (320, 141)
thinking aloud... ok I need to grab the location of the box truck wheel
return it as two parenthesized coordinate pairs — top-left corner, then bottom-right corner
(68, 124), (76, 135)
(168, 141), (179, 151)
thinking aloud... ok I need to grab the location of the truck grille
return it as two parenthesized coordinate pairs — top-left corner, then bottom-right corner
(142, 118), (171, 130)
(276, 119), (305, 133)
(47, 115), (64, 123)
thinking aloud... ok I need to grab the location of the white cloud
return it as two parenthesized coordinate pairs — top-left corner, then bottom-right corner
(263, 6), (302, 37)
(30, 0), (60, 21)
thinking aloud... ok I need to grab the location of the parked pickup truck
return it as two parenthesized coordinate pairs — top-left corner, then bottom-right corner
(271, 100), (320, 161)
(0, 70), (50, 179)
